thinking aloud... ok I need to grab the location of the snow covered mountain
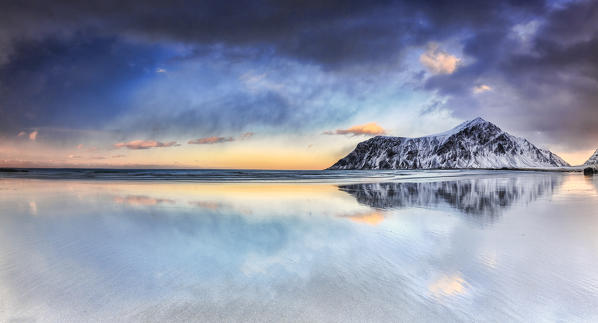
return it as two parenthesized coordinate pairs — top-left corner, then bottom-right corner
(584, 149), (598, 166)
(328, 117), (570, 169)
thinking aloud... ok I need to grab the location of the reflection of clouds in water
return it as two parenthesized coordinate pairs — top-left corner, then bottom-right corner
(187, 200), (257, 216)
(188, 200), (225, 210)
(338, 210), (386, 226)
(28, 201), (37, 215)
(113, 195), (176, 206)
(339, 174), (563, 224)
(0, 184), (363, 321)
(429, 274), (467, 297)
(478, 251), (498, 269)
(1, 174), (598, 322)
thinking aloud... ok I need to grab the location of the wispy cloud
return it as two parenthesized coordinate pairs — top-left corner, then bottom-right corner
(239, 72), (283, 93)
(420, 43), (460, 74)
(473, 84), (492, 94)
(240, 132), (254, 140)
(18, 130), (38, 140)
(323, 122), (386, 136)
(114, 140), (179, 150)
(188, 136), (235, 145)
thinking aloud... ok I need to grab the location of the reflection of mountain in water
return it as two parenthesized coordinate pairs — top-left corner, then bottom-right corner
(339, 175), (563, 221)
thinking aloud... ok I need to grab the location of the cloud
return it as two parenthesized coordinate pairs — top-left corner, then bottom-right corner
(239, 132), (254, 140)
(473, 84), (492, 94)
(118, 87), (304, 139)
(156, 68), (167, 73)
(2, 0), (596, 155)
(28, 131), (38, 141)
(188, 136), (235, 145)
(239, 72), (284, 93)
(323, 122), (386, 136)
(0, 1), (545, 70)
(422, 1), (598, 151)
(17, 130), (38, 140)
(0, 0), (550, 145)
(0, 37), (164, 139)
(114, 140), (179, 150)
(240, 72), (266, 87)
(420, 43), (460, 75)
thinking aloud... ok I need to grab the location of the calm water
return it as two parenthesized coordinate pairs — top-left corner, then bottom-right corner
(1, 170), (598, 322)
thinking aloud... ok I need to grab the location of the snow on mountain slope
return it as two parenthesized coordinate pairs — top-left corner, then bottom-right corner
(585, 149), (598, 166)
(328, 117), (570, 170)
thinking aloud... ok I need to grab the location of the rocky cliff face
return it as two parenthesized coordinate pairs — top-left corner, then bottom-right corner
(328, 117), (570, 170)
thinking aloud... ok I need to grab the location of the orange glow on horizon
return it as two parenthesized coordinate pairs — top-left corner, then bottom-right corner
(555, 149), (596, 166)
(2, 135), (594, 170)
(0, 141), (347, 170)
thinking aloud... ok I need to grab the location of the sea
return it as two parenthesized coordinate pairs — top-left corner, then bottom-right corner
(1, 168), (598, 322)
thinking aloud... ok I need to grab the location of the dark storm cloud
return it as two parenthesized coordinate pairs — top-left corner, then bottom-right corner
(2, 0), (597, 153)
(506, 0), (598, 148)
(424, 0), (598, 150)
(0, 0), (545, 68)
(0, 36), (166, 139)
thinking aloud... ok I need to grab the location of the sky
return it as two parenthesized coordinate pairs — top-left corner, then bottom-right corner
(0, 0), (597, 169)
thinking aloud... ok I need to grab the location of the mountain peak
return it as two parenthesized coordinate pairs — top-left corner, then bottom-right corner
(328, 117), (570, 170)
(430, 117), (497, 138)
(457, 117), (494, 129)
(468, 116), (488, 125)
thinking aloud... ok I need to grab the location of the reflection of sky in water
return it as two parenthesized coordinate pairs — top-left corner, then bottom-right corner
(1, 173), (598, 321)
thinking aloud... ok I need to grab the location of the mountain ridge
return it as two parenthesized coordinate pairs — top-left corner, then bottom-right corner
(584, 149), (598, 166)
(328, 117), (570, 170)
